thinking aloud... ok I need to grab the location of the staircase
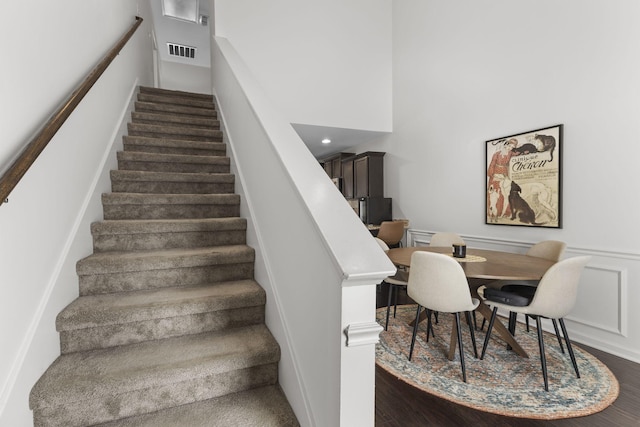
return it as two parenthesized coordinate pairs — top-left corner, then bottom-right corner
(29, 87), (299, 427)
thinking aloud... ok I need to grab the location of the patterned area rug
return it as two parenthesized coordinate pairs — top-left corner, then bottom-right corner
(376, 305), (619, 419)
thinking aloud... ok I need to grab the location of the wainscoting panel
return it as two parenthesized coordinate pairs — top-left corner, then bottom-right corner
(407, 229), (640, 363)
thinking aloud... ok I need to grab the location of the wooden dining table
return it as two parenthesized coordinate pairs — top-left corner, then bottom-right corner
(384, 246), (555, 359)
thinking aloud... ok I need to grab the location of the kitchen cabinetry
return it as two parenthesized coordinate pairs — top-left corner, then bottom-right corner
(347, 151), (385, 198)
(318, 152), (354, 179)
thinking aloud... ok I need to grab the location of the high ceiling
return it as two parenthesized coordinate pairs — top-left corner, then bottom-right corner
(152, 0), (385, 158)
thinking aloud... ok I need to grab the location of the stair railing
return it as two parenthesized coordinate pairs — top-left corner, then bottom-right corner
(0, 16), (143, 208)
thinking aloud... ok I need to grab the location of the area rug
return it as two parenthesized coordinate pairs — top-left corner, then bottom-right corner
(376, 305), (619, 419)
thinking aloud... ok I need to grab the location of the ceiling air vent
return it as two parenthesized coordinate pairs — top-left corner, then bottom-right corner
(167, 43), (196, 59)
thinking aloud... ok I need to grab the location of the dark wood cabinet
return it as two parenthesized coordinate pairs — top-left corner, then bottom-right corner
(352, 152), (385, 198)
(319, 152), (354, 179)
(342, 158), (354, 199)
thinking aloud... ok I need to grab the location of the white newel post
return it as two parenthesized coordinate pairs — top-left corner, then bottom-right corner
(341, 282), (384, 426)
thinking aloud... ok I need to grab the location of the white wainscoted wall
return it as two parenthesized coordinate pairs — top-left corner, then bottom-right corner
(407, 230), (640, 363)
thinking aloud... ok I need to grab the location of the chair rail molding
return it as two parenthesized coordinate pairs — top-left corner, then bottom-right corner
(407, 228), (640, 364)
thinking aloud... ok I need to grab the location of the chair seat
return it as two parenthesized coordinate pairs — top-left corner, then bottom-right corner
(501, 283), (536, 299)
(384, 270), (409, 286)
(484, 288), (531, 306)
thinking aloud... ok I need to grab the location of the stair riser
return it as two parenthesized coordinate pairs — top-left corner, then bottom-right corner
(132, 112), (218, 128)
(60, 306), (265, 353)
(139, 86), (215, 101)
(79, 263), (255, 295)
(134, 101), (217, 119)
(32, 363), (278, 427)
(103, 204), (240, 220)
(117, 160), (229, 173)
(122, 136), (226, 157)
(137, 93), (216, 110)
(93, 230), (246, 252)
(111, 181), (235, 194)
(123, 143), (226, 157)
(128, 124), (220, 142)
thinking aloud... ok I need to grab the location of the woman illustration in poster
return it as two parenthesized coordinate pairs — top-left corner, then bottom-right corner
(487, 138), (517, 218)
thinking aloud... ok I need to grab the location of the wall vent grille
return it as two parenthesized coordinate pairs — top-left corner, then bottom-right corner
(167, 43), (196, 59)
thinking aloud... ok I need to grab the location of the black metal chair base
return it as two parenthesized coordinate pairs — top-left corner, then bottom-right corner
(481, 307), (580, 391)
(409, 306), (477, 383)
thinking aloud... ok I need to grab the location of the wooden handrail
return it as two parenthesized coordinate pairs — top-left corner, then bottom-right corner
(0, 16), (143, 207)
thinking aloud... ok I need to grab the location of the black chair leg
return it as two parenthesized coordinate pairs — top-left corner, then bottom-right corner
(393, 286), (399, 318)
(481, 307), (499, 360)
(454, 312), (467, 382)
(426, 309), (435, 342)
(535, 316), (549, 391)
(384, 283), (394, 330)
(559, 318), (581, 379)
(409, 305), (422, 360)
(465, 311), (478, 358)
(506, 311), (517, 351)
(526, 314), (531, 332)
(552, 319), (565, 354)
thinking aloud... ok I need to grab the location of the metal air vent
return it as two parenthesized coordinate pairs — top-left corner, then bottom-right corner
(167, 43), (196, 59)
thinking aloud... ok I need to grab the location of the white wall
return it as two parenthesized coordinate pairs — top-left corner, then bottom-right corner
(357, 0), (640, 361)
(158, 60), (212, 94)
(213, 0), (392, 133)
(0, 1), (153, 424)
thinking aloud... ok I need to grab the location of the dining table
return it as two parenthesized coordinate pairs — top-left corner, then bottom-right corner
(384, 246), (556, 360)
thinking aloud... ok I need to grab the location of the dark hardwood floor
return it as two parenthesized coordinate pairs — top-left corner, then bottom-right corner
(375, 283), (640, 426)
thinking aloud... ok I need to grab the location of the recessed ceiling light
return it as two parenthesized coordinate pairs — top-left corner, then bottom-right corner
(321, 138), (331, 144)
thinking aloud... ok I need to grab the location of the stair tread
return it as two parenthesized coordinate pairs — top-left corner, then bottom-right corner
(96, 385), (299, 427)
(30, 325), (279, 410)
(77, 245), (254, 275)
(57, 280), (265, 331)
(117, 151), (228, 164)
(110, 170), (234, 183)
(91, 218), (246, 236)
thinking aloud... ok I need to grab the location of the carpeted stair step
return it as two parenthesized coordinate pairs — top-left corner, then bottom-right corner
(133, 101), (218, 119)
(91, 218), (247, 252)
(122, 135), (226, 156)
(127, 122), (219, 142)
(102, 193), (240, 220)
(137, 92), (216, 110)
(131, 111), (218, 129)
(117, 151), (228, 173)
(96, 385), (299, 427)
(139, 86), (214, 102)
(57, 279), (266, 353)
(77, 245), (255, 295)
(30, 325), (280, 427)
(110, 170), (235, 194)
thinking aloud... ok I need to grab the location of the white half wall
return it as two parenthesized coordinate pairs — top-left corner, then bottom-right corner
(356, 0), (640, 361)
(213, 0), (392, 133)
(0, 1), (153, 424)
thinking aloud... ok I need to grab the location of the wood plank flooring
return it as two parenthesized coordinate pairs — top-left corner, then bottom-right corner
(375, 283), (640, 426)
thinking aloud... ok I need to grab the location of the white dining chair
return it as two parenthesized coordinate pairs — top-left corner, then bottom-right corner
(429, 232), (465, 248)
(375, 238), (409, 330)
(479, 255), (591, 391)
(407, 251), (479, 383)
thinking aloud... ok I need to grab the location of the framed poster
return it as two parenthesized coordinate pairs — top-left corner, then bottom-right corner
(485, 124), (562, 228)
